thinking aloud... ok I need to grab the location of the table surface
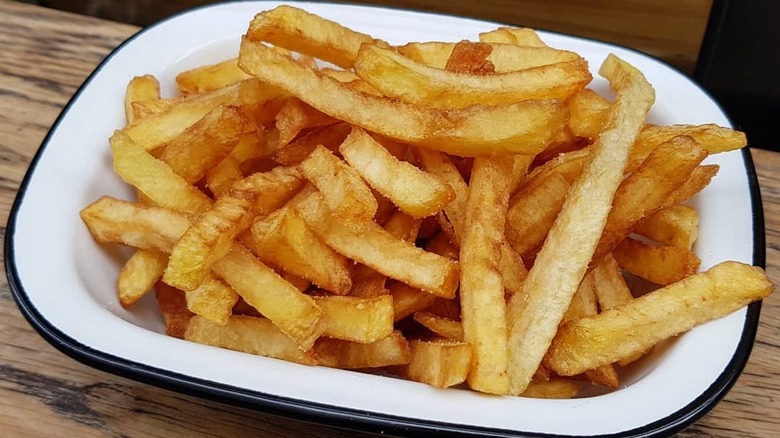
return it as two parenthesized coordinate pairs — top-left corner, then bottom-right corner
(1, 1), (778, 437)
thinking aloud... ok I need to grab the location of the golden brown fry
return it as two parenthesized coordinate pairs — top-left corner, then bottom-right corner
(401, 339), (472, 388)
(315, 331), (411, 368)
(298, 145), (378, 221)
(274, 98), (339, 146)
(390, 282), (437, 322)
(296, 194), (459, 298)
(110, 131), (212, 215)
(613, 238), (701, 285)
(634, 205), (699, 249)
(548, 262), (773, 375)
(521, 379), (580, 399)
(413, 312), (464, 341)
(506, 172), (569, 256)
(230, 165), (306, 215)
(339, 128), (454, 218)
(155, 281), (193, 339)
(246, 5), (389, 69)
(80, 197), (190, 252)
(568, 88), (609, 140)
(158, 106), (252, 184)
(314, 295), (394, 343)
(443, 41), (495, 74)
(662, 164), (720, 208)
(460, 156), (513, 394)
(272, 122), (352, 166)
(176, 58), (253, 96)
(211, 245), (324, 350)
(479, 27), (547, 47)
(354, 44), (591, 108)
(239, 38), (568, 157)
(185, 275), (239, 326)
(507, 55), (655, 395)
(164, 191), (256, 291)
(398, 42), (575, 72)
(206, 156), (242, 198)
(185, 315), (317, 365)
(124, 75), (160, 124)
(117, 249), (168, 307)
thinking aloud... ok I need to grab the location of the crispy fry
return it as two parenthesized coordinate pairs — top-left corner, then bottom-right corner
(239, 38), (568, 157)
(506, 172), (569, 256)
(275, 98), (339, 146)
(117, 249), (168, 307)
(521, 379), (580, 399)
(507, 55), (655, 395)
(354, 44), (591, 108)
(176, 58), (253, 95)
(230, 165), (306, 215)
(390, 282), (437, 322)
(272, 122), (352, 165)
(124, 75), (160, 124)
(548, 262), (773, 375)
(315, 331), (412, 368)
(340, 128), (454, 218)
(314, 295), (394, 343)
(479, 27), (547, 47)
(413, 312), (464, 341)
(185, 275), (239, 325)
(398, 42), (575, 71)
(634, 205), (699, 249)
(401, 339), (472, 388)
(154, 281), (193, 339)
(613, 238), (701, 285)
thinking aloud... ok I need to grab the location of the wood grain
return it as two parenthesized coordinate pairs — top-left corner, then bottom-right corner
(0, 1), (777, 437)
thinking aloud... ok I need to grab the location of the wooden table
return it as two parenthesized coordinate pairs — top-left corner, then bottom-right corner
(0, 1), (777, 436)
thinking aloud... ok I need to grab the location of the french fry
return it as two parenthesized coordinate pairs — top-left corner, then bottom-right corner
(354, 44), (591, 108)
(124, 75), (160, 124)
(272, 122), (351, 165)
(185, 315), (317, 365)
(298, 145), (378, 221)
(400, 339), (472, 388)
(274, 98), (339, 146)
(390, 282), (437, 322)
(176, 58), (253, 96)
(110, 131), (212, 215)
(506, 172), (569, 256)
(339, 128), (455, 218)
(185, 275), (239, 325)
(211, 245), (325, 350)
(479, 27), (547, 46)
(315, 331), (412, 368)
(164, 191), (256, 291)
(239, 38), (568, 157)
(158, 105), (252, 184)
(443, 41), (495, 74)
(613, 238), (701, 285)
(155, 281), (193, 339)
(123, 79), (283, 151)
(507, 55), (655, 395)
(662, 164), (720, 208)
(460, 156), (513, 394)
(634, 205), (699, 250)
(246, 5), (389, 69)
(397, 42), (571, 71)
(296, 194), (459, 298)
(568, 88), (609, 140)
(206, 156), (243, 198)
(521, 379), (580, 399)
(117, 249), (168, 307)
(413, 312), (464, 341)
(548, 262), (773, 375)
(314, 295), (394, 343)
(230, 165), (306, 215)
(80, 197), (190, 252)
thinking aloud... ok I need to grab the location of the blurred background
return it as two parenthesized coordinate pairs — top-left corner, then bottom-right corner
(23, 0), (778, 150)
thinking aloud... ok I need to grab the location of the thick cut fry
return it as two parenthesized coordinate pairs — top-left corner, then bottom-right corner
(158, 105), (251, 184)
(123, 79), (282, 151)
(315, 331), (411, 369)
(634, 205), (699, 249)
(230, 166), (306, 215)
(590, 136), (707, 266)
(239, 38), (567, 157)
(211, 245), (324, 349)
(246, 5), (388, 69)
(390, 282), (437, 322)
(548, 262), (773, 375)
(414, 312), (464, 341)
(176, 58), (253, 95)
(354, 44), (591, 109)
(124, 75), (160, 124)
(401, 339), (472, 388)
(296, 194), (459, 298)
(110, 131), (212, 215)
(506, 172), (569, 255)
(521, 379), (580, 399)
(185, 315), (317, 365)
(117, 249), (168, 307)
(662, 164), (719, 208)
(275, 98), (339, 146)
(272, 122), (352, 165)
(185, 276), (239, 326)
(460, 157), (513, 394)
(507, 55), (655, 395)
(613, 238), (701, 285)
(154, 281), (193, 339)
(339, 128), (454, 218)
(398, 42), (575, 72)
(314, 295), (394, 343)
(568, 88), (610, 140)
(164, 192), (256, 291)
(479, 27), (547, 46)
(413, 149), (469, 233)
(298, 145), (378, 221)
(444, 41), (495, 74)
(245, 205), (352, 294)
(206, 156), (242, 198)
(80, 197), (190, 252)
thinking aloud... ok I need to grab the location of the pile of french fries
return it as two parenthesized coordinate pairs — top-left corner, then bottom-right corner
(81, 6), (773, 398)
